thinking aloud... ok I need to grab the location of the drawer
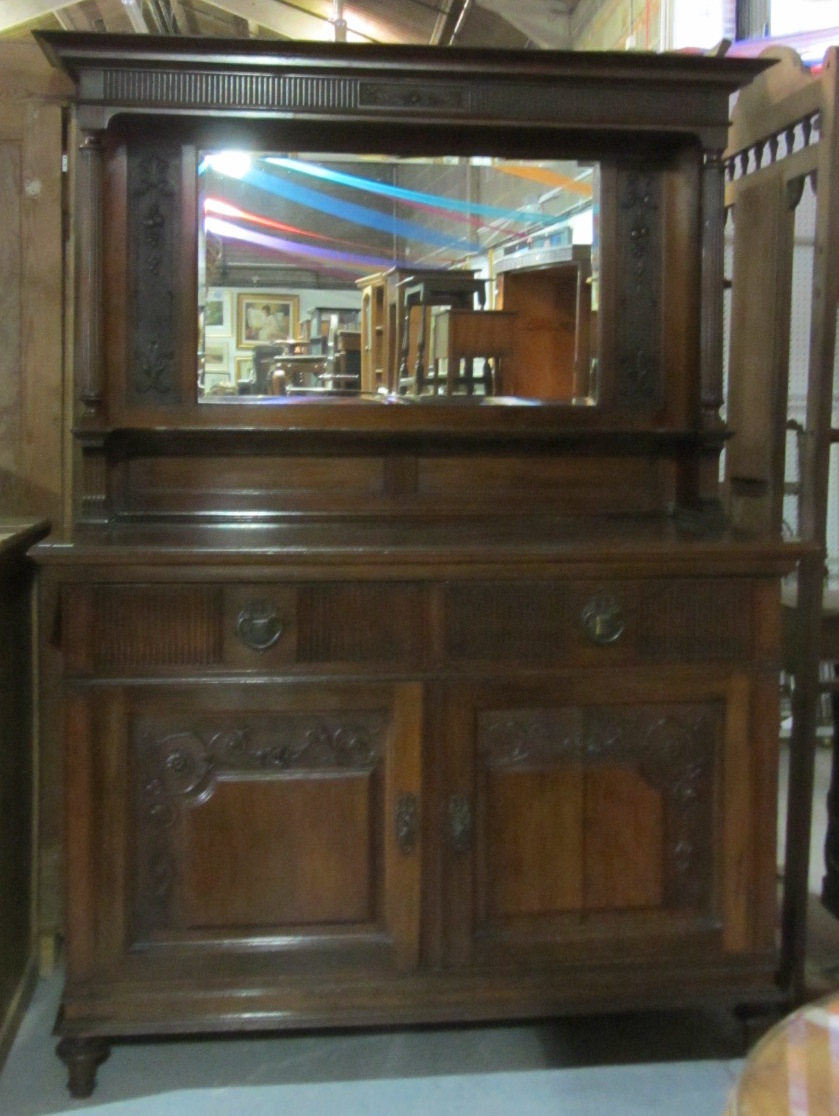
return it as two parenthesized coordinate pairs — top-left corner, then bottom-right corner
(62, 582), (425, 674)
(443, 578), (754, 665)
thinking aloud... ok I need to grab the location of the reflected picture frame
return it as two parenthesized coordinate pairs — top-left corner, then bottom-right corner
(203, 369), (235, 394)
(204, 337), (231, 372)
(234, 355), (254, 383)
(204, 289), (232, 335)
(237, 293), (299, 348)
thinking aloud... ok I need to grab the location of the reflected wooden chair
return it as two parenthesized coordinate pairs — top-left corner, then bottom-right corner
(397, 272), (485, 395)
(428, 308), (516, 396)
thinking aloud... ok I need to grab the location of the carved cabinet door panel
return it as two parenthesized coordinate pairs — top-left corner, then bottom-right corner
(63, 680), (423, 991)
(439, 670), (775, 976)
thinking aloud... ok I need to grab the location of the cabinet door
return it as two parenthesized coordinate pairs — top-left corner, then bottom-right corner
(64, 681), (422, 987)
(439, 671), (776, 975)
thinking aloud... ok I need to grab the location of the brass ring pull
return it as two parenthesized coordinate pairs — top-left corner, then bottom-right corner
(235, 600), (284, 652)
(581, 594), (625, 645)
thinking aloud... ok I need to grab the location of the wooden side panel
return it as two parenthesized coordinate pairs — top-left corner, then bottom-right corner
(0, 541), (38, 1065)
(0, 140), (23, 511)
(20, 101), (65, 524)
(725, 173), (796, 533)
(0, 44), (67, 524)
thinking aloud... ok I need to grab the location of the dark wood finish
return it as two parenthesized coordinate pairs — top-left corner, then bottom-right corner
(30, 32), (799, 1096)
(0, 519), (49, 1070)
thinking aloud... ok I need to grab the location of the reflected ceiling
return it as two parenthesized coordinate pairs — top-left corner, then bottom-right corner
(0, 0), (586, 49)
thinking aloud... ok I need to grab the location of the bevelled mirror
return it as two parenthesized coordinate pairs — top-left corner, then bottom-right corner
(197, 151), (599, 404)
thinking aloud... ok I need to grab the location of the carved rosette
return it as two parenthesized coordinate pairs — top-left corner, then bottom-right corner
(615, 169), (663, 409)
(133, 715), (384, 932)
(478, 703), (719, 910)
(128, 146), (180, 404)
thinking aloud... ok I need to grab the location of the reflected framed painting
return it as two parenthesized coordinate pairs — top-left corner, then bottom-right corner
(237, 293), (299, 347)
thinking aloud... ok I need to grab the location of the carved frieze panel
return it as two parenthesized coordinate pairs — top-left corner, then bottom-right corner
(477, 702), (720, 911)
(92, 65), (727, 140)
(127, 143), (181, 405)
(131, 713), (386, 934)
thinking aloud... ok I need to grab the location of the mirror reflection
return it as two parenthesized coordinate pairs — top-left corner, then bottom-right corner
(198, 151), (598, 404)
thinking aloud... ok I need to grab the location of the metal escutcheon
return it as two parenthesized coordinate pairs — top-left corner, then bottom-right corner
(395, 793), (418, 854)
(235, 599), (284, 652)
(447, 793), (472, 854)
(581, 594), (625, 645)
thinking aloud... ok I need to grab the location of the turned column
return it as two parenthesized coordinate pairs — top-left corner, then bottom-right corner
(74, 130), (105, 420)
(696, 147), (727, 513)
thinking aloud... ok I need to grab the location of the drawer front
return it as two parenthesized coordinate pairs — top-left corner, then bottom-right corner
(61, 577), (755, 675)
(443, 578), (754, 665)
(62, 582), (425, 674)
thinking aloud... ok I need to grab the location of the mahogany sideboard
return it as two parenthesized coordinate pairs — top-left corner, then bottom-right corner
(30, 32), (799, 1097)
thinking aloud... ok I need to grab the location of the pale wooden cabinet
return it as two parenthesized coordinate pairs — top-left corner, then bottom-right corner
(31, 32), (795, 1098)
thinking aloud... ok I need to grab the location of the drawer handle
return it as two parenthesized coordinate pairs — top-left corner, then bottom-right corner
(235, 600), (284, 652)
(447, 793), (472, 854)
(395, 793), (418, 854)
(581, 595), (625, 645)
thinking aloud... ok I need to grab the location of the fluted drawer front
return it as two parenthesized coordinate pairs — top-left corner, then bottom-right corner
(63, 585), (223, 673)
(62, 582), (425, 672)
(62, 577), (754, 674)
(444, 579), (753, 664)
(297, 583), (425, 664)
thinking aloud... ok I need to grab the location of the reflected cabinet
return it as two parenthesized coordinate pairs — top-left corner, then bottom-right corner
(32, 32), (797, 1098)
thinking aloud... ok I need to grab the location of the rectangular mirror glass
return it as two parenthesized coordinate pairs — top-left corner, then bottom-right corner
(198, 151), (598, 404)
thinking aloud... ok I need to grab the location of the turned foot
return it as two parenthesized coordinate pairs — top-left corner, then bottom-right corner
(56, 1036), (110, 1098)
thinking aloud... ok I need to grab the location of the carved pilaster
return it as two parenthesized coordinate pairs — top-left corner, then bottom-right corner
(700, 149), (726, 429)
(75, 131), (105, 419)
(127, 143), (181, 404)
(614, 168), (663, 409)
